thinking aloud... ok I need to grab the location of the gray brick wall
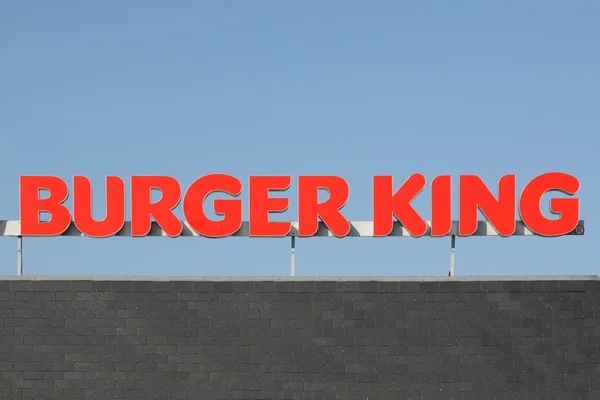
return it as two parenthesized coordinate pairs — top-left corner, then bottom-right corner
(0, 278), (599, 400)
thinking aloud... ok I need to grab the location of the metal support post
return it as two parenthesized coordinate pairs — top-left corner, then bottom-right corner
(17, 236), (23, 276)
(290, 236), (296, 277)
(449, 235), (455, 277)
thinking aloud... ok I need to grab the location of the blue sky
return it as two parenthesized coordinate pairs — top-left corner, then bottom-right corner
(1, 1), (598, 277)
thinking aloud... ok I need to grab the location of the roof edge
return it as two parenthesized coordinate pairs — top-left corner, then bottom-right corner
(0, 275), (598, 282)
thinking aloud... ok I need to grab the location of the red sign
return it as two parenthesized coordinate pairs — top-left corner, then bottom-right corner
(18, 173), (580, 238)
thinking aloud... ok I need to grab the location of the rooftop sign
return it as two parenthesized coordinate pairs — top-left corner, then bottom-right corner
(1, 172), (585, 277)
(16, 172), (582, 238)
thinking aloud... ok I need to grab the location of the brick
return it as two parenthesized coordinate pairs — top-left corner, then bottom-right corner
(0, 278), (598, 399)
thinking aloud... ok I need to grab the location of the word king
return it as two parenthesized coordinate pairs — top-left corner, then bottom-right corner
(18, 173), (580, 238)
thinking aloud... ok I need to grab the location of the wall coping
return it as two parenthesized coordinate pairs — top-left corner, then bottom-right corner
(0, 275), (598, 282)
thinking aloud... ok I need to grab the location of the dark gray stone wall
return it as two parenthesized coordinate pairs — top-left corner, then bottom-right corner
(0, 278), (599, 400)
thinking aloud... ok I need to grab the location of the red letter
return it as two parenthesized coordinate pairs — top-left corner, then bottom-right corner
(131, 176), (182, 237)
(73, 176), (125, 238)
(520, 172), (580, 237)
(431, 175), (452, 237)
(19, 176), (71, 236)
(459, 175), (515, 236)
(249, 176), (291, 237)
(298, 176), (350, 237)
(183, 174), (242, 237)
(373, 174), (427, 237)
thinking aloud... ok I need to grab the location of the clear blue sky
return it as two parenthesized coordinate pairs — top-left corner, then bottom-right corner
(1, 1), (598, 277)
